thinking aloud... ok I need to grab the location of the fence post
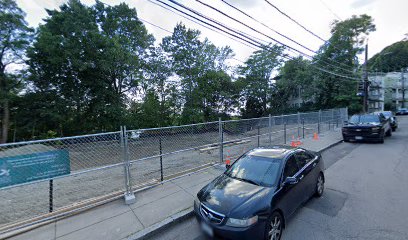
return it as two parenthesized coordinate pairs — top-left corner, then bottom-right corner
(159, 137), (163, 182)
(345, 107), (349, 122)
(302, 118), (305, 139)
(49, 179), (53, 213)
(219, 118), (223, 163)
(268, 114), (272, 146)
(318, 110), (321, 134)
(284, 123), (287, 144)
(257, 125), (260, 147)
(121, 126), (136, 205)
(297, 112), (300, 137)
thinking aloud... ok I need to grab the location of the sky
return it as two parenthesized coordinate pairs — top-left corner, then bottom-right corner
(16, 0), (408, 66)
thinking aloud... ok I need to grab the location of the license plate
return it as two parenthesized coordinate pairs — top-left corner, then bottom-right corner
(355, 136), (363, 140)
(200, 221), (213, 237)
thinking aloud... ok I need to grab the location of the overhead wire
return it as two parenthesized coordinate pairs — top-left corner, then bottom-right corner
(216, 0), (357, 75)
(263, 0), (368, 71)
(150, 0), (360, 81)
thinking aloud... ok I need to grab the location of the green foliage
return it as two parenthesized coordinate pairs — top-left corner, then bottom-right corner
(368, 40), (408, 72)
(238, 44), (285, 117)
(0, 0), (33, 143)
(161, 23), (235, 123)
(27, 0), (153, 137)
(310, 14), (375, 110)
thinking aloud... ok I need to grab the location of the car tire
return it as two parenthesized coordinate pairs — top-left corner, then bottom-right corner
(386, 129), (392, 137)
(265, 211), (283, 240)
(392, 127), (396, 132)
(315, 173), (324, 198)
(379, 136), (384, 144)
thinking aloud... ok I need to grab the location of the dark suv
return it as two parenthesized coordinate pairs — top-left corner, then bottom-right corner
(342, 113), (391, 143)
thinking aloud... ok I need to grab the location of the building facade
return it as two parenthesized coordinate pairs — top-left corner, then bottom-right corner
(368, 71), (407, 112)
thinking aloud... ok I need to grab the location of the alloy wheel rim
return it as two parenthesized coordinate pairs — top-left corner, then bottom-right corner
(268, 216), (281, 240)
(317, 175), (324, 194)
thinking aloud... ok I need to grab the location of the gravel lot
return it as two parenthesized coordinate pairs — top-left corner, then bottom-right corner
(0, 120), (334, 228)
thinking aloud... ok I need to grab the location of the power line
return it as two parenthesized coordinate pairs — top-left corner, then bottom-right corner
(217, 0), (357, 75)
(140, 16), (246, 63)
(318, 0), (342, 21)
(264, 0), (326, 42)
(152, 0), (360, 81)
(263, 0), (369, 73)
(194, 0), (357, 75)
(145, 0), (258, 51)
(139, 18), (172, 34)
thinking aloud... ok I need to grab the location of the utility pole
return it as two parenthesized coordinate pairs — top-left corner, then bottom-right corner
(402, 68), (406, 108)
(363, 43), (369, 113)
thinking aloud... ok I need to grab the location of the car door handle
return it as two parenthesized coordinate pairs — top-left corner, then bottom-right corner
(299, 175), (304, 181)
(312, 162), (317, 167)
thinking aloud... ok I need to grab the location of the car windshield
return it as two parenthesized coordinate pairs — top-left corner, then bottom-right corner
(349, 115), (380, 124)
(381, 112), (392, 117)
(225, 154), (281, 187)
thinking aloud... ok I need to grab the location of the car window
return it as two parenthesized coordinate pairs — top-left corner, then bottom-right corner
(295, 151), (313, 169)
(225, 155), (281, 187)
(283, 155), (299, 178)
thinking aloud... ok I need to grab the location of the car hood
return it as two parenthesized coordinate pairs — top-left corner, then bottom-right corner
(198, 174), (271, 216)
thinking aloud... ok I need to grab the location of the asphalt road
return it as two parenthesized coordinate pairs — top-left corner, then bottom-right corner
(145, 116), (408, 240)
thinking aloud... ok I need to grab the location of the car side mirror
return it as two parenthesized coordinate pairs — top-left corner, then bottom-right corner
(284, 177), (298, 185)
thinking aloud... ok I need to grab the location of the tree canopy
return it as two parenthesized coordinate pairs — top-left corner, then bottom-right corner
(0, 1), (387, 142)
(368, 40), (408, 72)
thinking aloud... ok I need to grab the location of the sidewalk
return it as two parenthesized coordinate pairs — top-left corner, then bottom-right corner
(3, 129), (342, 240)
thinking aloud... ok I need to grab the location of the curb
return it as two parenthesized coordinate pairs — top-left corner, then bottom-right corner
(317, 139), (343, 153)
(129, 139), (344, 239)
(127, 208), (194, 240)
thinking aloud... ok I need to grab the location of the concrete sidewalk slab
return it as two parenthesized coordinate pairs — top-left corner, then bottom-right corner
(4, 129), (342, 240)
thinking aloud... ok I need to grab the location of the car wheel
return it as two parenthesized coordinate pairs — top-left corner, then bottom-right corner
(315, 173), (324, 198)
(266, 211), (283, 240)
(386, 129), (392, 137)
(392, 127), (396, 132)
(379, 136), (384, 144)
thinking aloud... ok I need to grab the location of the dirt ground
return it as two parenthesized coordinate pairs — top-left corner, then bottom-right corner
(0, 120), (337, 228)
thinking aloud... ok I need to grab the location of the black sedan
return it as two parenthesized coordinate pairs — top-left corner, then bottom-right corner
(396, 108), (408, 115)
(194, 146), (325, 240)
(342, 113), (391, 143)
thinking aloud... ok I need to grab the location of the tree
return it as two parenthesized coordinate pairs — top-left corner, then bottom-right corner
(162, 23), (235, 123)
(368, 40), (408, 72)
(0, 0), (32, 143)
(311, 14), (375, 111)
(275, 57), (313, 112)
(27, 0), (153, 136)
(238, 44), (285, 117)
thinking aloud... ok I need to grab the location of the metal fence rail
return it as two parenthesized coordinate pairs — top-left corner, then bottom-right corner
(0, 108), (347, 234)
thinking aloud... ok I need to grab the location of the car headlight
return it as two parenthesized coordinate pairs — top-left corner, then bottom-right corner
(226, 215), (258, 227)
(371, 127), (380, 131)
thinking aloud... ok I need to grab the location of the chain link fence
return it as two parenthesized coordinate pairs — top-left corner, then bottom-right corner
(0, 108), (347, 234)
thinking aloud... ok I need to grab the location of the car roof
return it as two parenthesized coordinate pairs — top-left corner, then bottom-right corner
(247, 145), (297, 159)
(352, 113), (379, 116)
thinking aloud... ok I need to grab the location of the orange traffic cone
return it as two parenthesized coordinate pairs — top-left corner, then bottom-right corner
(313, 132), (319, 140)
(225, 150), (231, 165)
(296, 137), (302, 146)
(290, 135), (296, 147)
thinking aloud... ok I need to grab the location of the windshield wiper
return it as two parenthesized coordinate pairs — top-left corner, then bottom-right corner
(230, 176), (260, 186)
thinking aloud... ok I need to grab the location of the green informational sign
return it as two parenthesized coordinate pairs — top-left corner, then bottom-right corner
(0, 150), (70, 188)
